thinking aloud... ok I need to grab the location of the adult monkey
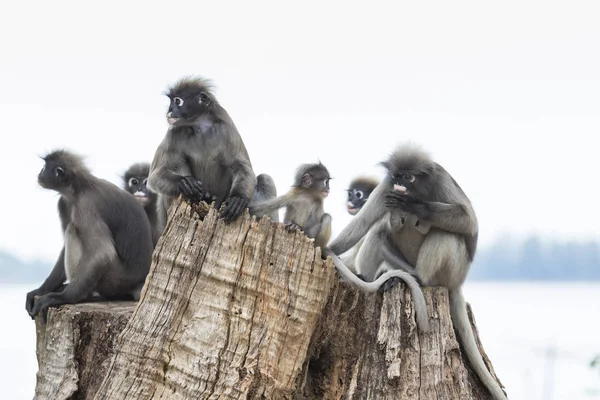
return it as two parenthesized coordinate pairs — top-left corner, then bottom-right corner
(148, 76), (278, 232)
(324, 144), (507, 400)
(26, 150), (153, 321)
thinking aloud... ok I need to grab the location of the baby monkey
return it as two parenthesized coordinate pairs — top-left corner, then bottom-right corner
(122, 162), (161, 246)
(250, 162), (332, 249)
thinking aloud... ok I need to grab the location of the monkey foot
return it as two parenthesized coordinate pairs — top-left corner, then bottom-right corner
(284, 223), (303, 233)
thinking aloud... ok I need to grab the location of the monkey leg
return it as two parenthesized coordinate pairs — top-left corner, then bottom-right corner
(414, 231), (468, 287)
(251, 174), (279, 222)
(310, 213), (332, 250)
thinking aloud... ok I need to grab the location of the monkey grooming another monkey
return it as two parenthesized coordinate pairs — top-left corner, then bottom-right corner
(346, 176), (379, 215)
(122, 162), (160, 246)
(249, 162), (332, 250)
(324, 143), (507, 400)
(25, 150), (153, 321)
(147, 76), (278, 233)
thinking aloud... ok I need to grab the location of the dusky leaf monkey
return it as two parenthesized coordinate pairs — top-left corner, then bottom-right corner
(147, 76), (278, 233)
(342, 176), (381, 272)
(25, 150), (153, 321)
(122, 162), (160, 246)
(323, 143), (507, 400)
(249, 162), (332, 250)
(346, 176), (379, 215)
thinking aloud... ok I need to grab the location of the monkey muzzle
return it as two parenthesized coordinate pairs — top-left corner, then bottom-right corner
(166, 112), (180, 126)
(133, 191), (148, 204)
(347, 201), (359, 215)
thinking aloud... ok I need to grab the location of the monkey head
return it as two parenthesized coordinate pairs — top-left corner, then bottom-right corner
(38, 149), (90, 193)
(123, 163), (156, 207)
(164, 76), (215, 127)
(346, 177), (379, 215)
(295, 162), (331, 198)
(381, 144), (437, 200)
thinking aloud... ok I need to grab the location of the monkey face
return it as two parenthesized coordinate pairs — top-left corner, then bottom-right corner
(38, 161), (69, 191)
(126, 175), (152, 206)
(346, 185), (373, 215)
(166, 88), (211, 127)
(300, 164), (331, 198)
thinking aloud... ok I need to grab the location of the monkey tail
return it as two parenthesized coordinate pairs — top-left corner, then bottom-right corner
(325, 250), (429, 333)
(449, 288), (508, 400)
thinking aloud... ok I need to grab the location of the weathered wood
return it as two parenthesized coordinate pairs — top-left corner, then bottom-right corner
(33, 198), (507, 399)
(34, 302), (135, 400)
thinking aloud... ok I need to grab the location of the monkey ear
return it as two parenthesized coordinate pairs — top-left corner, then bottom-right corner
(301, 173), (313, 188)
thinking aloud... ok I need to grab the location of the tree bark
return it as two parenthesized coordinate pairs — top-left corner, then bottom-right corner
(33, 198), (506, 400)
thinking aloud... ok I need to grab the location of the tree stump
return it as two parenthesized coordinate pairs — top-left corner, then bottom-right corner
(33, 198), (506, 400)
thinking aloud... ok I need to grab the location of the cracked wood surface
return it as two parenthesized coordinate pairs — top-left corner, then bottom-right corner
(33, 197), (506, 399)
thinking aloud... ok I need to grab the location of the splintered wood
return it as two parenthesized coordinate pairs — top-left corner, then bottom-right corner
(93, 201), (335, 399)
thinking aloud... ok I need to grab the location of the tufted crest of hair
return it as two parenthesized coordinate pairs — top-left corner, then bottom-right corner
(123, 162), (150, 180)
(349, 176), (379, 189)
(164, 75), (216, 99)
(293, 162), (330, 187)
(42, 149), (91, 178)
(382, 143), (435, 176)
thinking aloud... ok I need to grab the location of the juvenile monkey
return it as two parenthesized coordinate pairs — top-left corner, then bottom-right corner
(147, 76), (278, 232)
(346, 176), (379, 215)
(25, 150), (153, 321)
(122, 162), (160, 246)
(249, 162), (332, 249)
(324, 143), (507, 400)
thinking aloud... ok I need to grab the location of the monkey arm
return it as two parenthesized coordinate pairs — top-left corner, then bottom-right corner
(30, 220), (118, 321)
(423, 202), (478, 236)
(224, 157), (256, 200)
(147, 142), (192, 197)
(26, 247), (66, 317)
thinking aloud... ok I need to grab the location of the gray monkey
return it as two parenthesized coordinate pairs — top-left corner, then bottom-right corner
(122, 162), (160, 247)
(25, 150), (153, 322)
(324, 143), (507, 400)
(147, 76), (278, 233)
(250, 162), (332, 250)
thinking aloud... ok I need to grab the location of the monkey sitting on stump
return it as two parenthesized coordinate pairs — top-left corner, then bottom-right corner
(25, 150), (154, 322)
(249, 162), (332, 250)
(122, 162), (160, 247)
(324, 143), (507, 400)
(147, 76), (278, 233)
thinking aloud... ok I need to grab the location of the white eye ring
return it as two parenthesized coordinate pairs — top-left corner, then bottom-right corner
(404, 174), (416, 183)
(129, 177), (139, 186)
(356, 190), (364, 199)
(142, 178), (148, 185)
(173, 97), (184, 106)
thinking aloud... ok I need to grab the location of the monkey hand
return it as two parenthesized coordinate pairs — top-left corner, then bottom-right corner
(385, 192), (431, 219)
(284, 222), (303, 233)
(220, 196), (249, 222)
(29, 293), (59, 323)
(178, 176), (205, 203)
(25, 289), (42, 317)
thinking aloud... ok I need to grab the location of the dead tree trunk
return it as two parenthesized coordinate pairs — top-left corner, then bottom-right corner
(33, 198), (506, 400)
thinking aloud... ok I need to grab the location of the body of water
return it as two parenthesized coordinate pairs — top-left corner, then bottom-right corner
(2, 282), (599, 399)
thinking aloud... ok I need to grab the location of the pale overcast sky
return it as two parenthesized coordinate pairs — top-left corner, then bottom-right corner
(0, 0), (598, 263)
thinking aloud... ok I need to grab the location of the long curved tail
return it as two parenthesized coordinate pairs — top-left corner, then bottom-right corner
(325, 249), (429, 333)
(449, 288), (507, 400)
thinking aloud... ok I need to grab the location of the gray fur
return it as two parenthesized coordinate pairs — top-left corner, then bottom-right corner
(250, 162), (332, 250)
(147, 76), (277, 231)
(122, 162), (161, 246)
(25, 150), (153, 321)
(325, 143), (507, 400)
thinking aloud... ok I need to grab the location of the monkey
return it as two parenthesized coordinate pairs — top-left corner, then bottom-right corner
(25, 150), (153, 322)
(323, 143), (507, 400)
(346, 176), (379, 216)
(147, 76), (278, 233)
(122, 162), (161, 246)
(249, 162), (332, 250)
(341, 176), (381, 272)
